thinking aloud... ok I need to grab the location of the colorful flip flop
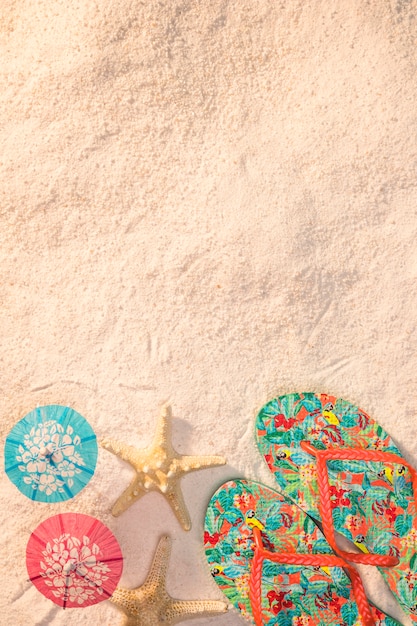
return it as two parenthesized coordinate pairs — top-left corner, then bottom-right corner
(255, 392), (417, 622)
(204, 479), (401, 626)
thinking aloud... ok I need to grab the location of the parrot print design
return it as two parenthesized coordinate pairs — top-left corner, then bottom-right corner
(204, 479), (401, 626)
(255, 392), (417, 622)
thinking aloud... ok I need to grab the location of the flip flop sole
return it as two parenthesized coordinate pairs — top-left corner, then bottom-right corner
(255, 392), (417, 621)
(204, 478), (400, 625)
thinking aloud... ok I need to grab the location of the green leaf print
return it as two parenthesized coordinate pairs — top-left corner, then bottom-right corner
(206, 547), (222, 563)
(265, 431), (292, 446)
(335, 398), (359, 420)
(395, 514), (413, 537)
(341, 600), (359, 625)
(217, 489), (234, 511)
(328, 459), (366, 474)
(292, 427), (307, 441)
(336, 411), (358, 428)
(291, 451), (312, 466)
(262, 561), (283, 579)
(278, 393), (302, 417)
(264, 502), (289, 530)
(332, 506), (348, 529)
(220, 508), (242, 525)
(385, 616), (403, 626)
(273, 470), (290, 491)
(272, 457), (294, 471)
(335, 583), (351, 599)
(222, 585), (245, 606)
(221, 542), (236, 556)
(311, 535), (333, 555)
(276, 612), (295, 626)
(371, 530), (397, 555)
(394, 474), (413, 505)
(303, 514), (318, 534)
(205, 507), (218, 534)
(299, 393), (322, 413)
(310, 439), (327, 450)
(396, 577), (415, 605)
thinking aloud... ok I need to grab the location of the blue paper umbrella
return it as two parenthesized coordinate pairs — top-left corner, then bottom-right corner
(4, 405), (98, 502)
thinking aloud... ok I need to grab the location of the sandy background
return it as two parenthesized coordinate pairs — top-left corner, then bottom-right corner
(1, 1), (417, 624)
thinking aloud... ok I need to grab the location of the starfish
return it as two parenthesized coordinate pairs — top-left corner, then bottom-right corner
(109, 535), (228, 625)
(101, 404), (226, 530)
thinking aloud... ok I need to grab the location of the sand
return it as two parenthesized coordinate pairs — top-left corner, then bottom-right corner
(1, 1), (417, 624)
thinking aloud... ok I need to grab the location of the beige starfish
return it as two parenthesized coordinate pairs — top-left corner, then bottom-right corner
(109, 536), (228, 625)
(101, 404), (226, 530)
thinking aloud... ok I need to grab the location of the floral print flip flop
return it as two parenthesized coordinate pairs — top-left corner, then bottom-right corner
(204, 479), (401, 626)
(255, 392), (417, 622)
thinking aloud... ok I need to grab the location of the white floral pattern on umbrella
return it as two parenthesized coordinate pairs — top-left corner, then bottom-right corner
(19, 421), (84, 496)
(27, 513), (123, 609)
(5, 405), (98, 502)
(41, 533), (111, 605)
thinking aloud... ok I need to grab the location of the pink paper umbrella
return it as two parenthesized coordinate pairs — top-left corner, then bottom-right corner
(26, 513), (123, 609)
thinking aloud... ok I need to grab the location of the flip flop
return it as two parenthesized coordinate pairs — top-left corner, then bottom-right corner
(204, 478), (401, 626)
(255, 392), (417, 622)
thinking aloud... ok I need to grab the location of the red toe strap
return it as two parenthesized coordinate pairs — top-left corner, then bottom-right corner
(300, 440), (417, 567)
(249, 527), (376, 626)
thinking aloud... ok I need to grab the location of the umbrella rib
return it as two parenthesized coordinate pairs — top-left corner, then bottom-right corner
(28, 574), (44, 582)
(72, 461), (95, 475)
(62, 482), (74, 499)
(63, 594), (67, 610)
(62, 573), (71, 610)
(84, 516), (103, 540)
(97, 556), (124, 565)
(28, 531), (46, 546)
(36, 406), (43, 426)
(30, 483), (40, 502)
(61, 406), (70, 422)
(80, 434), (96, 444)
(5, 461), (23, 472)
(5, 437), (21, 446)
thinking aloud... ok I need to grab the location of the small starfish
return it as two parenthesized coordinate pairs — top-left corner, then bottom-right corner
(101, 404), (226, 530)
(109, 535), (228, 625)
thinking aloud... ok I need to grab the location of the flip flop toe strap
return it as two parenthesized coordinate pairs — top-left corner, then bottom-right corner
(249, 527), (376, 626)
(301, 441), (417, 567)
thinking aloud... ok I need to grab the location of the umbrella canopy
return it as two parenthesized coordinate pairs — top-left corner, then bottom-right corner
(4, 405), (98, 502)
(26, 513), (123, 608)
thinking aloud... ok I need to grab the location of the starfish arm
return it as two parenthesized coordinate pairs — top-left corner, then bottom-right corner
(111, 479), (147, 517)
(100, 438), (141, 467)
(109, 586), (139, 614)
(144, 535), (171, 590)
(177, 454), (226, 473)
(164, 599), (228, 623)
(152, 403), (172, 450)
(165, 483), (192, 531)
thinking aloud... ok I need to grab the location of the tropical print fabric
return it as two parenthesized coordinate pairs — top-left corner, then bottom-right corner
(204, 479), (400, 625)
(255, 392), (417, 621)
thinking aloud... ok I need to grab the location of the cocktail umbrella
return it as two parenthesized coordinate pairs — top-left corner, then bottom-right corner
(4, 405), (98, 502)
(26, 513), (123, 608)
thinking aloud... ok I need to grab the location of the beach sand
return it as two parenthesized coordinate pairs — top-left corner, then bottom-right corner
(1, 1), (417, 624)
